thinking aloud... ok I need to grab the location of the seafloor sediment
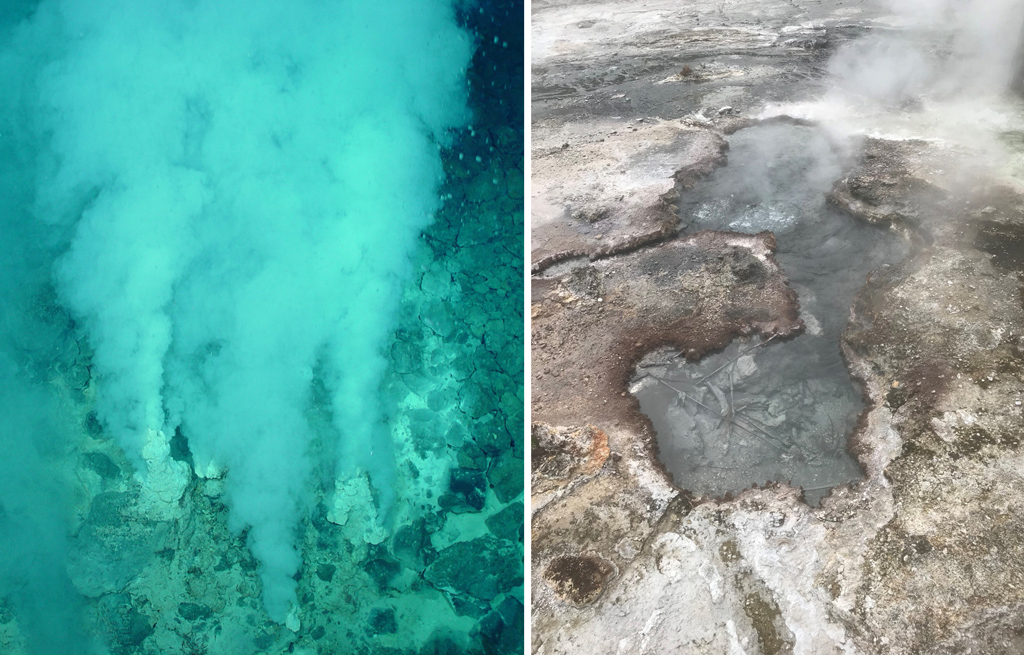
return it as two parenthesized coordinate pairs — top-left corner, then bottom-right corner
(532, 1), (1024, 653)
(0, 121), (523, 655)
(0, 1), (524, 653)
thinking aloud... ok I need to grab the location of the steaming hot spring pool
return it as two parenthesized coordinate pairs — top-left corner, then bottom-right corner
(630, 124), (909, 505)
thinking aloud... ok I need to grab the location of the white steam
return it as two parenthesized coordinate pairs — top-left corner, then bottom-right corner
(17, 0), (472, 622)
(829, 0), (1024, 103)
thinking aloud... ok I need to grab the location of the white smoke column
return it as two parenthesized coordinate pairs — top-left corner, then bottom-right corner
(31, 0), (471, 623)
(760, 0), (1024, 155)
(884, 0), (1024, 95)
(829, 0), (1024, 102)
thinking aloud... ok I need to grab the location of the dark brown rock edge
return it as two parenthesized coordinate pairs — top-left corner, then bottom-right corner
(532, 131), (1024, 655)
(532, 227), (804, 608)
(531, 121), (729, 273)
(533, 230), (802, 435)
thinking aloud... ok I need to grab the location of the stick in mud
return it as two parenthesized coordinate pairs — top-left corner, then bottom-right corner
(657, 378), (789, 452)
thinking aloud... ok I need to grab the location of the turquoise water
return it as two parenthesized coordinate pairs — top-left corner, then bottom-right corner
(0, 0), (523, 653)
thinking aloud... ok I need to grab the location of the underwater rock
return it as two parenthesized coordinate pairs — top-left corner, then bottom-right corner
(448, 468), (487, 511)
(438, 492), (480, 514)
(456, 441), (487, 470)
(419, 635), (466, 655)
(176, 601), (213, 622)
(458, 382), (494, 420)
(426, 387), (457, 413)
(368, 607), (397, 635)
(391, 339), (423, 376)
(408, 408), (447, 457)
(485, 503), (524, 543)
(424, 536), (522, 601)
(496, 596), (524, 628)
(83, 452), (120, 480)
(96, 594), (154, 655)
(473, 425), (508, 458)
(445, 421), (469, 448)
(363, 548), (401, 594)
(420, 265), (454, 300)
(487, 452), (524, 503)
(83, 410), (104, 438)
(500, 390), (525, 460)
(325, 476), (387, 545)
(67, 493), (171, 598)
(391, 519), (430, 572)
(448, 593), (491, 619)
(475, 597), (525, 655)
(402, 370), (436, 397)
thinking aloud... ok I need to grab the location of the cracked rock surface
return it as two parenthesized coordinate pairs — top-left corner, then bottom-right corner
(532, 1), (1024, 653)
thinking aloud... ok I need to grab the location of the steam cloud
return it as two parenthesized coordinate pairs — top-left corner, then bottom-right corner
(829, 0), (1024, 102)
(1, 0), (472, 625)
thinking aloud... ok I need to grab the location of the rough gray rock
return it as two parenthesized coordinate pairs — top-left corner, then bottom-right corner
(532, 0), (1024, 653)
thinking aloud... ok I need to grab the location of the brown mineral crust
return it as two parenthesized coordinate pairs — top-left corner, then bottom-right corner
(532, 424), (611, 494)
(542, 552), (618, 606)
(533, 0), (1024, 648)
(719, 113), (818, 135)
(827, 137), (950, 247)
(532, 229), (803, 463)
(531, 249), (587, 275)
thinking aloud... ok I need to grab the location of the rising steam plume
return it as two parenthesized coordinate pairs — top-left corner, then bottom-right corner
(828, 0), (1024, 102)
(0, 0), (472, 628)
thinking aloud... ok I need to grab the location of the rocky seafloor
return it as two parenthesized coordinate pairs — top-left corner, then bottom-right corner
(532, 1), (1024, 653)
(0, 2), (525, 652)
(0, 129), (523, 655)
(0, 123), (523, 655)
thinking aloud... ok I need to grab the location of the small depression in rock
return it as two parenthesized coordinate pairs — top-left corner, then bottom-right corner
(631, 124), (909, 504)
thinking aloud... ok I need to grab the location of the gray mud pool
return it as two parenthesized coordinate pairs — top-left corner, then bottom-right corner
(632, 124), (909, 504)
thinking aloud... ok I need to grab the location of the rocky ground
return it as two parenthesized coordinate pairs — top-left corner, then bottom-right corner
(532, 1), (1024, 653)
(0, 2), (524, 652)
(0, 121), (523, 655)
